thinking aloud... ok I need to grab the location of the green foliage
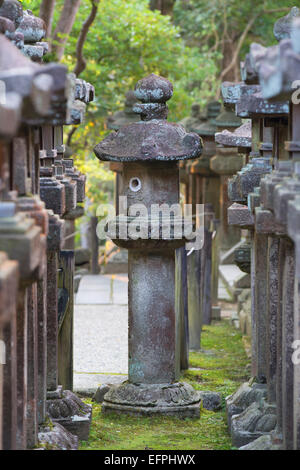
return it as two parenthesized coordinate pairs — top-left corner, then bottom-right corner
(174, 0), (293, 58)
(22, 0), (217, 215)
(58, 0), (217, 118)
(80, 320), (250, 450)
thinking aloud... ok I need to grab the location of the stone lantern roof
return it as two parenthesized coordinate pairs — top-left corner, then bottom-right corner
(94, 74), (202, 162)
(215, 107), (242, 130)
(215, 121), (252, 150)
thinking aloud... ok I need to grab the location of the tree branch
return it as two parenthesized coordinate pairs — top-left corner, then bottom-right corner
(218, 6), (291, 83)
(67, 126), (78, 147)
(219, 13), (258, 82)
(74, 0), (100, 77)
(263, 8), (290, 14)
(52, 0), (82, 61)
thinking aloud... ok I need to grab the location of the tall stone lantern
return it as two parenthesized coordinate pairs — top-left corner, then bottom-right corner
(94, 74), (202, 417)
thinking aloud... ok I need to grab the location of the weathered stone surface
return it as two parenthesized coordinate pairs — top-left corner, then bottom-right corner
(55, 171), (77, 214)
(0, 14), (15, 33)
(255, 207), (285, 234)
(0, 34), (73, 126)
(241, 43), (268, 85)
(63, 161), (86, 204)
(0, 92), (22, 138)
(16, 10), (46, 44)
(215, 122), (252, 150)
(94, 74), (202, 162)
(228, 157), (272, 203)
(260, 161), (293, 211)
(63, 205), (85, 221)
(46, 390), (92, 441)
(0, 0), (93, 450)
(198, 391), (222, 411)
(231, 400), (277, 448)
(102, 382), (200, 418)
(273, 6), (300, 41)
(135, 73), (173, 103)
(21, 44), (44, 62)
(38, 421), (78, 450)
(226, 382), (267, 430)
(47, 212), (64, 252)
(239, 434), (281, 450)
(0, 204), (42, 283)
(221, 81), (243, 107)
(260, 20), (300, 101)
(228, 203), (254, 228)
(0, 0), (23, 27)
(236, 90), (289, 119)
(93, 384), (112, 404)
(70, 100), (86, 125)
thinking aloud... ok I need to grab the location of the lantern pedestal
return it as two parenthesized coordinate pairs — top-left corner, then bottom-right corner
(102, 382), (200, 418)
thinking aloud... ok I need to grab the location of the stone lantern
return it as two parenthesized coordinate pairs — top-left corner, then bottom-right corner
(210, 107), (243, 251)
(94, 74), (202, 417)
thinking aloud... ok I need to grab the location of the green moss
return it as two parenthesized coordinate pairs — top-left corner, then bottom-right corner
(80, 319), (250, 451)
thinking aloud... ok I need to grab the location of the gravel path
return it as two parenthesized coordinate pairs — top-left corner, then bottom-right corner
(73, 274), (128, 393)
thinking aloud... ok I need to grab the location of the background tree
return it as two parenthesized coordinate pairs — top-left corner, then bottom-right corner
(22, 0), (217, 261)
(22, 0), (294, 253)
(73, 0), (100, 76)
(52, 0), (82, 59)
(39, 0), (56, 37)
(149, 0), (176, 15)
(173, 0), (292, 83)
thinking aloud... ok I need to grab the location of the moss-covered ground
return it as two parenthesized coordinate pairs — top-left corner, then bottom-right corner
(80, 319), (250, 450)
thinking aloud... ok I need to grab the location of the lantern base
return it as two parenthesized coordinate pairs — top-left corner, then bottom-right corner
(102, 382), (201, 419)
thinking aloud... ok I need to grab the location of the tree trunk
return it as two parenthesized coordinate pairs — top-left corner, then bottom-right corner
(39, 0), (56, 38)
(52, 0), (81, 61)
(149, 0), (175, 16)
(221, 38), (237, 82)
(74, 0), (100, 77)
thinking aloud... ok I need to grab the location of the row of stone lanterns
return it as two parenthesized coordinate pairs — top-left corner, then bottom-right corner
(223, 7), (300, 450)
(0, 0), (94, 449)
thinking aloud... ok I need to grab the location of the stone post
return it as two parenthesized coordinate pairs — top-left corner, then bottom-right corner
(0, 251), (18, 450)
(16, 195), (48, 447)
(287, 195), (300, 450)
(175, 246), (189, 370)
(0, 202), (42, 449)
